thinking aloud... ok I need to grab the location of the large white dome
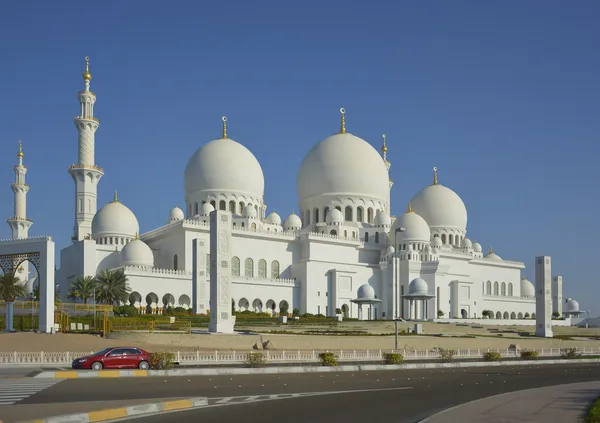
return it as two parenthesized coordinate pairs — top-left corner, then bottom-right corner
(390, 204), (431, 245)
(92, 198), (139, 240)
(297, 132), (389, 206)
(184, 135), (264, 199)
(121, 238), (154, 267)
(410, 170), (467, 232)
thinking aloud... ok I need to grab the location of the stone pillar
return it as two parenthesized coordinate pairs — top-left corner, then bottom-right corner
(39, 241), (55, 333)
(552, 276), (563, 316)
(535, 256), (553, 338)
(192, 238), (207, 315)
(208, 210), (235, 333)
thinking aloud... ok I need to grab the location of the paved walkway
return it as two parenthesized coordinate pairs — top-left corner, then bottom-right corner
(423, 380), (600, 423)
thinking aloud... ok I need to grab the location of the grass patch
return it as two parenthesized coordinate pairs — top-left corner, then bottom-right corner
(587, 395), (600, 423)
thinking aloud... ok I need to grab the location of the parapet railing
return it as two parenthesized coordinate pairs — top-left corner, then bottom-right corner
(2, 347), (599, 366)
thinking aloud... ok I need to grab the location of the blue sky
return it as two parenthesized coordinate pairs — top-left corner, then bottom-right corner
(1, 1), (598, 314)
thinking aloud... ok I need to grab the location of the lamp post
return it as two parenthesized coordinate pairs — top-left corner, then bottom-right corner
(93, 288), (96, 330)
(29, 291), (35, 331)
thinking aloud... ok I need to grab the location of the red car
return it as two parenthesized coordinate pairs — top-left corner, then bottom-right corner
(72, 347), (151, 370)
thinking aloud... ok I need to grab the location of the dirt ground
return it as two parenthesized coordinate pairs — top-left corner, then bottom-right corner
(1, 321), (599, 352)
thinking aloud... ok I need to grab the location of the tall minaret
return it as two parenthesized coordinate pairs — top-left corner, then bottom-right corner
(68, 56), (104, 242)
(7, 141), (33, 239)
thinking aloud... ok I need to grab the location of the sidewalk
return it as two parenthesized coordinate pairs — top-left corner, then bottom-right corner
(422, 380), (600, 423)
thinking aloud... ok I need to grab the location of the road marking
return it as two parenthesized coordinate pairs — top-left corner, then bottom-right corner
(206, 386), (413, 407)
(0, 379), (63, 405)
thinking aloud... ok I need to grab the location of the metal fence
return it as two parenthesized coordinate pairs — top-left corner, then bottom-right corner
(1, 347), (599, 366)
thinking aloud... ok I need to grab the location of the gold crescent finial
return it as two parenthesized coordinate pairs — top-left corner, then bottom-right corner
(221, 116), (227, 139)
(83, 56), (92, 81)
(340, 108), (346, 134)
(135, 232), (139, 240)
(113, 191), (119, 203)
(489, 246), (493, 254)
(406, 202), (413, 213)
(381, 133), (387, 153)
(17, 140), (23, 158)
(433, 166), (438, 185)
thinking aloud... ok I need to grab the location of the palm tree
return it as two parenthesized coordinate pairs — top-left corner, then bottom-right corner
(94, 269), (131, 305)
(67, 276), (98, 304)
(0, 273), (26, 332)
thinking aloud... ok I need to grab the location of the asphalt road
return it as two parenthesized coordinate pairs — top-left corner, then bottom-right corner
(14, 363), (600, 422)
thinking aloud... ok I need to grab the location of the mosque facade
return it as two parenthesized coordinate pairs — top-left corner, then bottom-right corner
(5, 58), (583, 322)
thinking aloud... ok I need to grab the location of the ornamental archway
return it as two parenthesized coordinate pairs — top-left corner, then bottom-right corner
(0, 237), (55, 333)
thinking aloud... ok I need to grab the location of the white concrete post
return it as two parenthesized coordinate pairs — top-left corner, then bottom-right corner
(38, 241), (55, 333)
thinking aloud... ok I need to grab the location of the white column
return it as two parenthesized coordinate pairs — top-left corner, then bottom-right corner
(208, 210), (235, 333)
(192, 238), (207, 315)
(4, 303), (14, 332)
(535, 256), (553, 337)
(38, 241), (55, 333)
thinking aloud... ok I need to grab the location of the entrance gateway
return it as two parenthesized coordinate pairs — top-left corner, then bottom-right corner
(0, 236), (55, 332)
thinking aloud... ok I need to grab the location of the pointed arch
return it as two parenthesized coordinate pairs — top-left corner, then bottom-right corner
(271, 260), (280, 279)
(245, 258), (254, 277)
(258, 259), (267, 278)
(232, 256), (240, 276)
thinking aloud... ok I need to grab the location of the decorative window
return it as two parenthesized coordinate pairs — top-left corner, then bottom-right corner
(493, 281), (499, 296)
(219, 200), (226, 210)
(345, 206), (353, 221)
(229, 201), (236, 213)
(245, 258), (254, 277)
(315, 208), (319, 223)
(375, 232), (380, 244)
(330, 229), (337, 236)
(210, 200), (216, 208)
(367, 208), (374, 224)
(508, 283), (514, 296)
(232, 256), (240, 276)
(206, 253), (210, 275)
(239, 202), (244, 213)
(258, 259), (267, 278)
(324, 207), (330, 222)
(365, 232), (369, 242)
(357, 207), (364, 222)
(251, 223), (257, 231)
(486, 281), (492, 295)
(501, 282), (506, 296)
(271, 260), (280, 279)
(344, 230), (348, 237)
(173, 255), (178, 270)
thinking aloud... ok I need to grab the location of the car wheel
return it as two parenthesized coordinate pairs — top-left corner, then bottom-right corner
(91, 361), (103, 370)
(138, 361), (150, 370)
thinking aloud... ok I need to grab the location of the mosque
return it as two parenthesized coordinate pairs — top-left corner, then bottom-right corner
(4, 58), (583, 322)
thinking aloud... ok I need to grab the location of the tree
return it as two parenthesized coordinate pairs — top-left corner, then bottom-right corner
(0, 273), (26, 332)
(552, 311), (560, 319)
(94, 269), (131, 305)
(67, 276), (98, 304)
(437, 310), (445, 317)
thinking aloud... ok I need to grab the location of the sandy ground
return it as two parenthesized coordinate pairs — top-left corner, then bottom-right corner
(1, 321), (599, 352)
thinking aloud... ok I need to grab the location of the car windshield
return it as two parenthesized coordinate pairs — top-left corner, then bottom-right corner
(91, 348), (113, 356)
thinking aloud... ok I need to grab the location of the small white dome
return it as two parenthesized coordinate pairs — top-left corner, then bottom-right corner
(357, 284), (375, 299)
(431, 236), (443, 248)
(566, 299), (580, 313)
(409, 278), (429, 295)
(374, 210), (391, 227)
(121, 238), (154, 267)
(391, 204), (431, 244)
(169, 206), (184, 222)
(266, 212), (281, 225)
(201, 202), (215, 215)
(424, 244), (432, 253)
(386, 245), (395, 255)
(461, 237), (472, 248)
(284, 213), (302, 230)
(92, 198), (139, 240)
(485, 247), (503, 261)
(473, 242), (482, 253)
(327, 208), (344, 224)
(520, 277), (535, 297)
(410, 172), (467, 232)
(243, 205), (257, 218)
(184, 137), (264, 200)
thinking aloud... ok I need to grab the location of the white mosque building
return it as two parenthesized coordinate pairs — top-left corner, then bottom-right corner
(4, 58), (583, 323)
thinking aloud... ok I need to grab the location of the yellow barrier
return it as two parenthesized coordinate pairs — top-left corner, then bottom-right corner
(109, 319), (191, 334)
(0, 300), (113, 313)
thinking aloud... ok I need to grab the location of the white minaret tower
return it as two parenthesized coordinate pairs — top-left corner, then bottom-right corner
(68, 56), (104, 242)
(7, 141), (33, 239)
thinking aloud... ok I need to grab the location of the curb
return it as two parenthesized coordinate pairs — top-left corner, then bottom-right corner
(25, 397), (208, 423)
(33, 358), (600, 379)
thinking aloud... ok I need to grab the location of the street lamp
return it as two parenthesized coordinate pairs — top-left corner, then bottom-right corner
(93, 288), (96, 330)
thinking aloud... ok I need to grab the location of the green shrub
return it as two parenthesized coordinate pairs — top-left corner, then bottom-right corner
(482, 352), (502, 362)
(292, 308), (300, 316)
(437, 310), (445, 317)
(433, 347), (456, 363)
(587, 395), (600, 423)
(243, 352), (267, 368)
(520, 350), (539, 360)
(561, 348), (581, 359)
(318, 352), (338, 366)
(149, 352), (175, 369)
(113, 305), (139, 316)
(383, 353), (404, 364)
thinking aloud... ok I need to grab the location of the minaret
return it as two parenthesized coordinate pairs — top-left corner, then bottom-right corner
(68, 56), (104, 242)
(7, 141), (33, 239)
(381, 133), (393, 190)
